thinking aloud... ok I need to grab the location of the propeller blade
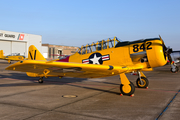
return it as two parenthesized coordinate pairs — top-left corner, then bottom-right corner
(168, 53), (173, 63)
(159, 35), (173, 62)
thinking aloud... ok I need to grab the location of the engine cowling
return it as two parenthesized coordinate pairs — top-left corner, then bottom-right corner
(146, 39), (167, 68)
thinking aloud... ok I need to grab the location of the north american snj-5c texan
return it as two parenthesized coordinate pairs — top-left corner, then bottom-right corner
(6, 36), (172, 96)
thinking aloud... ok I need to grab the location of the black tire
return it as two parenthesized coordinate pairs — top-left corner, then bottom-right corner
(136, 77), (149, 88)
(38, 78), (43, 83)
(171, 66), (179, 73)
(120, 81), (135, 96)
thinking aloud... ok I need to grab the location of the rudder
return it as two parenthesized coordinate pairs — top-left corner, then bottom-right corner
(0, 50), (4, 58)
(28, 45), (46, 61)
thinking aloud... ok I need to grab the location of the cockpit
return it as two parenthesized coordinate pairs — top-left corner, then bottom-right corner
(77, 37), (121, 55)
(7, 53), (21, 56)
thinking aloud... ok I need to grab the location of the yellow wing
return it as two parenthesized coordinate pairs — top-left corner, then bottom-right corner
(5, 45), (146, 78)
(5, 60), (144, 78)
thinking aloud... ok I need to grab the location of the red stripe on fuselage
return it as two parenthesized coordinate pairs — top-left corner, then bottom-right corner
(102, 56), (109, 59)
(56, 56), (70, 62)
(82, 59), (89, 63)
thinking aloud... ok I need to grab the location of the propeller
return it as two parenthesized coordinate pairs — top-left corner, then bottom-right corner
(159, 35), (173, 63)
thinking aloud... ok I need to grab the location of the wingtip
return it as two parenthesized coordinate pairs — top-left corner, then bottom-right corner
(5, 66), (13, 70)
(5, 61), (21, 70)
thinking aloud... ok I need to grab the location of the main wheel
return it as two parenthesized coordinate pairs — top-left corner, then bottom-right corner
(38, 77), (43, 83)
(136, 77), (149, 88)
(171, 66), (179, 73)
(120, 81), (135, 96)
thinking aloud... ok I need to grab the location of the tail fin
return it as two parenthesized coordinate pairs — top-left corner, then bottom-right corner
(28, 45), (46, 61)
(0, 50), (4, 58)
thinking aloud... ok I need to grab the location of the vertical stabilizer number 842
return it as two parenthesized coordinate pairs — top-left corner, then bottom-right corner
(133, 42), (152, 52)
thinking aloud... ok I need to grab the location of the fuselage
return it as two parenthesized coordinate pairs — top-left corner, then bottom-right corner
(57, 37), (167, 72)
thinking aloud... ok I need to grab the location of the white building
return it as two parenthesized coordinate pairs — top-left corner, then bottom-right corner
(0, 30), (42, 57)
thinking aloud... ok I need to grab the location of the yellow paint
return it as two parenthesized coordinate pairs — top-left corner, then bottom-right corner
(43, 69), (50, 76)
(8, 60), (11, 63)
(122, 84), (131, 93)
(0, 50), (3, 58)
(119, 73), (130, 85)
(0, 50), (26, 63)
(119, 73), (131, 93)
(26, 72), (39, 77)
(137, 79), (146, 87)
(6, 37), (167, 79)
(146, 40), (167, 67)
(28, 45), (46, 60)
(69, 38), (167, 69)
(140, 71), (146, 78)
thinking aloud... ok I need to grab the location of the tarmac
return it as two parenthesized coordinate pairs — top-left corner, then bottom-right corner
(0, 60), (180, 120)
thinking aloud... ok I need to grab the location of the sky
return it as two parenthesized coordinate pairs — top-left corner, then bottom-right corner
(0, 0), (180, 50)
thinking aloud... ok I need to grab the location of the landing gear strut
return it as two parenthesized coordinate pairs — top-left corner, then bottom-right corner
(136, 71), (149, 88)
(119, 73), (135, 96)
(8, 60), (11, 64)
(38, 77), (43, 83)
(171, 65), (179, 73)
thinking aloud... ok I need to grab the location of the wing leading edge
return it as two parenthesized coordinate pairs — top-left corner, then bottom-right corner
(5, 60), (143, 78)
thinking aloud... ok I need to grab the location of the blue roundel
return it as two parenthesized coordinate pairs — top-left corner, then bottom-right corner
(88, 53), (103, 64)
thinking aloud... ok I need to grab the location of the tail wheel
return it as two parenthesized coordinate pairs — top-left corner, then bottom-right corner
(120, 81), (135, 96)
(171, 66), (179, 73)
(136, 77), (149, 88)
(38, 77), (43, 83)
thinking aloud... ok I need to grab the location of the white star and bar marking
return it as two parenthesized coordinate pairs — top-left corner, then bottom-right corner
(90, 54), (101, 64)
(82, 54), (110, 64)
(102, 55), (110, 61)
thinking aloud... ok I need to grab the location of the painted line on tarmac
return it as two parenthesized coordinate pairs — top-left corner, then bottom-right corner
(155, 89), (180, 120)
(47, 81), (180, 94)
(2, 78), (180, 94)
(136, 88), (180, 94)
(2, 78), (38, 82)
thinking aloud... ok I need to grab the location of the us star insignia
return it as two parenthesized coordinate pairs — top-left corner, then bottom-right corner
(82, 53), (110, 65)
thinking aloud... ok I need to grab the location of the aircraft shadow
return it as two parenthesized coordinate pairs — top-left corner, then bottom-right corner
(0, 60), (17, 64)
(0, 72), (120, 95)
(68, 83), (120, 95)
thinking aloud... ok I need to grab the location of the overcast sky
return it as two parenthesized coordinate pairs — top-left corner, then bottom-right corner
(1, 0), (180, 50)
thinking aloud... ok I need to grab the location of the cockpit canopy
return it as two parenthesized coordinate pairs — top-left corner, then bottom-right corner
(7, 53), (21, 56)
(77, 37), (121, 55)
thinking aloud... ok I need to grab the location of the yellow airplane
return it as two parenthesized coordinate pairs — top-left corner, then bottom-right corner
(5, 36), (170, 96)
(0, 50), (25, 64)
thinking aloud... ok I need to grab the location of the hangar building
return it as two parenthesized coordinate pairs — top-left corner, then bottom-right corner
(0, 30), (42, 57)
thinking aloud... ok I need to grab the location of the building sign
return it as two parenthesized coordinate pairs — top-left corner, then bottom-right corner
(0, 32), (25, 41)
(18, 34), (24, 40)
(4, 34), (16, 38)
